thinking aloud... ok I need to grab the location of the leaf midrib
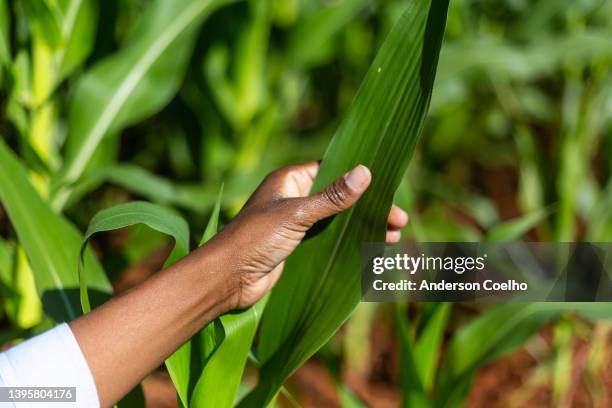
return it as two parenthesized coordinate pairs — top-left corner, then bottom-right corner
(61, 0), (215, 186)
(53, 0), (84, 70)
(283, 10), (427, 366)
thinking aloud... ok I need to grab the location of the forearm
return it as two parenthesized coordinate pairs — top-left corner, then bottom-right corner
(70, 244), (237, 408)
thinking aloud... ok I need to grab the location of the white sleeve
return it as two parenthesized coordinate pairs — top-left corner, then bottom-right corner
(0, 323), (100, 408)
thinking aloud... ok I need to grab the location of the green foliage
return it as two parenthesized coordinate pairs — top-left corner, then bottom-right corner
(1, 0), (611, 406)
(484, 207), (554, 242)
(79, 201), (189, 312)
(396, 303), (450, 407)
(242, 1), (450, 405)
(66, 164), (218, 213)
(436, 303), (612, 407)
(51, 0), (234, 208)
(0, 0), (9, 67)
(0, 138), (111, 322)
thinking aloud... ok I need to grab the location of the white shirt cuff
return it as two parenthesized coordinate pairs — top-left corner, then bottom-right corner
(0, 323), (100, 408)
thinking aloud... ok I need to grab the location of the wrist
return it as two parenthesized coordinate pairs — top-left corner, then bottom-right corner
(184, 241), (241, 317)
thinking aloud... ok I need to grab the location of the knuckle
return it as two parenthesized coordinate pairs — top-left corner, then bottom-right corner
(276, 165), (296, 178)
(323, 181), (348, 210)
(265, 166), (291, 182)
(263, 169), (282, 184)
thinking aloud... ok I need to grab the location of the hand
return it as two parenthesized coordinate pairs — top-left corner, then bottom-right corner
(211, 161), (409, 309)
(70, 161), (408, 407)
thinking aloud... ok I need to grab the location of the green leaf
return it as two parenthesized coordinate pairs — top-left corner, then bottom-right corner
(395, 306), (429, 408)
(66, 164), (219, 214)
(396, 303), (449, 407)
(0, 0), (10, 66)
(338, 385), (367, 408)
(55, 0), (98, 81)
(5, 52), (31, 138)
(587, 180), (612, 240)
(4, 248), (43, 329)
(436, 303), (612, 407)
(28, 0), (98, 103)
(0, 137), (111, 323)
(163, 185), (266, 408)
(200, 184), (224, 245)
(191, 301), (266, 408)
(21, 0), (63, 48)
(484, 207), (554, 242)
(78, 199), (192, 406)
(241, 1), (449, 405)
(437, 30), (612, 84)
(286, 0), (370, 68)
(413, 302), (450, 391)
(0, 238), (13, 281)
(79, 201), (190, 313)
(165, 187), (224, 407)
(51, 0), (234, 209)
(204, 0), (270, 131)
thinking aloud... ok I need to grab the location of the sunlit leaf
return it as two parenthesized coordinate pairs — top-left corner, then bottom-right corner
(484, 207), (553, 242)
(0, 138), (112, 322)
(51, 0), (235, 209)
(241, 1), (450, 404)
(79, 201), (190, 313)
(436, 303), (612, 407)
(0, 0), (9, 66)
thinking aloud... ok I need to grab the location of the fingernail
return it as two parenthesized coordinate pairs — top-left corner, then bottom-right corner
(344, 165), (371, 191)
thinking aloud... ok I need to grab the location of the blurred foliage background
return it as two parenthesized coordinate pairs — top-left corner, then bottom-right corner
(1, 0), (612, 406)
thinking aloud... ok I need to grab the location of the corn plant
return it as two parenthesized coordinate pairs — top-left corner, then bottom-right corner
(80, 1), (450, 405)
(1, 0), (612, 406)
(0, 0), (447, 405)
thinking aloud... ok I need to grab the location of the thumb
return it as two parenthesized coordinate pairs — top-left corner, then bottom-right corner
(298, 164), (371, 225)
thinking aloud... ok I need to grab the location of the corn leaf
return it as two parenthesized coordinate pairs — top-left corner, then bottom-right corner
(484, 207), (553, 242)
(0, 0), (9, 66)
(437, 30), (612, 84)
(66, 164), (219, 213)
(436, 303), (612, 407)
(21, 0), (63, 49)
(173, 185), (266, 408)
(79, 201), (190, 313)
(200, 185), (223, 245)
(51, 0), (234, 209)
(27, 0), (98, 102)
(0, 240), (42, 329)
(396, 302), (449, 407)
(78, 190), (260, 407)
(78, 200), (192, 405)
(191, 301), (266, 408)
(0, 138), (111, 322)
(54, 0), (98, 82)
(287, 0), (370, 68)
(241, 1), (449, 404)
(0, 238), (12, 278)
(166, 187), (224, 407)
(413, 302), (450, 391)
(77, 203), (183, 408)
(396, 306), (430, 408)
